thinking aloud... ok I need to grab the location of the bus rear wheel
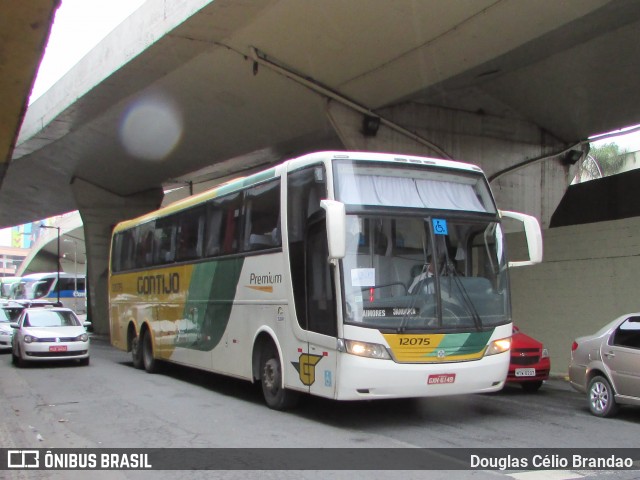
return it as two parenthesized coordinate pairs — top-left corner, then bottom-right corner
(131, 335), (143, 369)
(142, 330), (159, 373)
(260, 347), (299, 410)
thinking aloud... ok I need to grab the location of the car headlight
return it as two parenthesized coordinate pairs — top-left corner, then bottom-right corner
(342, 339), (391, 360)
(541, 347), (549, 358)
(24, 335), (34, 344)
(75, 333), (89, 342)
(484, 337), (511, 356)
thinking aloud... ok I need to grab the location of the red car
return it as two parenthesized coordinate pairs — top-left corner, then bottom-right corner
(507, 326), (550, 392)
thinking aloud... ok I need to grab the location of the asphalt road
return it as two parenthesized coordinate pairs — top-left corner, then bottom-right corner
(0, 336), (638, 480)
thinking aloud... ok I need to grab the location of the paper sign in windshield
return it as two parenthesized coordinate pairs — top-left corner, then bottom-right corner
(351, 268), (375, 287)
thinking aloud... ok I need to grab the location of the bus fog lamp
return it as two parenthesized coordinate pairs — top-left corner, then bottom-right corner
(485, 337), (511, 356)
(344, 340), (391, 359)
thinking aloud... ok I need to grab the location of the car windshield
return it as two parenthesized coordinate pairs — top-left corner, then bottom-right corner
(24, 310), (80, 328)
(0, 309), (10, 322)
(341, 214), (510, 331)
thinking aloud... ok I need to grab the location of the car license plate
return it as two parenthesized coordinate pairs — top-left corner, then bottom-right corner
(428, 373), (456, 385)
(49, 345), (67, 352)
(515, 368), (536, 377)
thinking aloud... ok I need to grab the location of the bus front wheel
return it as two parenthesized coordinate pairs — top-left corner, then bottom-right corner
(260, 346), (299, 410)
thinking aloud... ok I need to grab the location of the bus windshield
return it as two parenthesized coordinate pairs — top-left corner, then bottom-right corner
(341, 215), (509, 331)
(335, 159), (508, 332)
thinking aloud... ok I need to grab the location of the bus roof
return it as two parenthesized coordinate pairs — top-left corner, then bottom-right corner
(114, 151), (487, 233)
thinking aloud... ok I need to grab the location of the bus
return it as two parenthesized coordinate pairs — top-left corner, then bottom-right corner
(0, 276), (21, 299)
(13, 272), (87, 314)
(109, 151), (542, 409)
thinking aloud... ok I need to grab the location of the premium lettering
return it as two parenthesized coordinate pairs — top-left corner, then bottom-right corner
(249, 272), (282, 285)
(137, 273), (180, 295)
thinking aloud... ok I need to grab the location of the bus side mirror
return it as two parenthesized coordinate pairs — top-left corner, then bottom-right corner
(500, 210), (543, 267)
(320, 199), (346, 261)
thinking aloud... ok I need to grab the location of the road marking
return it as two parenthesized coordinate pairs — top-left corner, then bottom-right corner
(508, 471), (585, 480)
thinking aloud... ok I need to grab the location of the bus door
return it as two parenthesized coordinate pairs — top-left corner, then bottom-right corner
(287, 165), (337, 398)
(301, 216), (338, 398)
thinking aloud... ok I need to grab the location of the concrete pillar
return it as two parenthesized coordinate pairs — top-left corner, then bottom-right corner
(71, 177), (163, 335)
(326, 100), (575, 228)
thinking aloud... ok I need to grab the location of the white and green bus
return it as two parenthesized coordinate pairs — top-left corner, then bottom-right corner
(109, 151), (542, 409)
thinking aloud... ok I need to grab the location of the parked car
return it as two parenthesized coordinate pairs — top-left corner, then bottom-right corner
(11, 307), (91, 367)
(569, 313), (640, 417)
(507, 326), (550, 392)
(0, 308), (14, 351)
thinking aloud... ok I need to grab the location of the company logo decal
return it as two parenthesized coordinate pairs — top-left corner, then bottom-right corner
(246, 272), (282, 293)
(291, 353), (323, 386)
(137, 273), (180, 295)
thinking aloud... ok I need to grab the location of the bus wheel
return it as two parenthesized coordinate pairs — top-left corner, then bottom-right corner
(142, 330), (159, 374)
(131, 335), (143, 369)
(260, 346), (299, 410)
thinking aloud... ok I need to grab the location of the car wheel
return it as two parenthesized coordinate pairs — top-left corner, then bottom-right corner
(521, 381), (543, 393)
(588, 375), (619, 417)
(260, 345), (299, 410)
(142, 330), (159, 373)
(131, 335), (143, 369)
(79, 357), (90, 366)
(12, 347), (25, 368)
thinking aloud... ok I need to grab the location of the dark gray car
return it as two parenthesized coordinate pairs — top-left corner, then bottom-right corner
(569, 314), (640, 417)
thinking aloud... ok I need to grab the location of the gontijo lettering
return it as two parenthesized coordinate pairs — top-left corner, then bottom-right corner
(137, 273), (180, 295)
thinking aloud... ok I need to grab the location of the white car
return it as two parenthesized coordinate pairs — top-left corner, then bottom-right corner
(0, 308), (14, 351)
(11, 307), (91, 366)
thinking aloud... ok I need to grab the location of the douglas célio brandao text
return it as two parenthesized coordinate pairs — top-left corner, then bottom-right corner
(470, 453), (635, 470)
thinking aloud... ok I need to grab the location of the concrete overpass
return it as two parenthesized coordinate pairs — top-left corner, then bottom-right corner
(3, 0), (640, 364)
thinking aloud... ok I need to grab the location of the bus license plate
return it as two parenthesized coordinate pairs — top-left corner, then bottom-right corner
(515, 368), (535, 377)
(428, 374), (456, 385)
(49, 345), (67, 352)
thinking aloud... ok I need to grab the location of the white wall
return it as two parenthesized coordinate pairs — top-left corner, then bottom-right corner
(507, 216), (640, 376)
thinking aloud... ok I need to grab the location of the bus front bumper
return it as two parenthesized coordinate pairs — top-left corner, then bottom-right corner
(335, 351), (509, 400)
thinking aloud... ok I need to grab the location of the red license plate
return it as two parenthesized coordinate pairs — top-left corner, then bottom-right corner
(49, 345), (67, 352)
(428, 373), (456, 385)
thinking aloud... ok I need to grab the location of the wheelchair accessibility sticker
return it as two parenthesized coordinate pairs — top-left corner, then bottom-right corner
(432, 218), (448, 235)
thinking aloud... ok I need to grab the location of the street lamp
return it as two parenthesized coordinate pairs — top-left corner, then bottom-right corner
(40, 225), (61, 306)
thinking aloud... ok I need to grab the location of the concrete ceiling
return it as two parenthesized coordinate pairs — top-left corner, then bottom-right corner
(2, 0), (640, 228)
(0, 1), (58, 184)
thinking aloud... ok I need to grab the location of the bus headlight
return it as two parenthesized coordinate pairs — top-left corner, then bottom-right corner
(343, 339), (391, 360)
(484, 337), (511, 356)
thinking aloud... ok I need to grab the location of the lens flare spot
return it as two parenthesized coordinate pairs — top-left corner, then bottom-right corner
(119, 93), (183, 161)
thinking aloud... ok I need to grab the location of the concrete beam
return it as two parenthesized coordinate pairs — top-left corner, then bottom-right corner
(0, 1), (58, 184)
(71, 177), (163, 335)
(326, 100), (575, 228)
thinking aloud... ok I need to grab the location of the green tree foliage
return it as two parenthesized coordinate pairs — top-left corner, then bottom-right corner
(592, 143), (626, 176)
(576, 143), (627, 181)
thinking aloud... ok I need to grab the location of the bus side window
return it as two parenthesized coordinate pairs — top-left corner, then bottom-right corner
(135, 222), (155, 268)
(154, 217), (176, 265)
(120, 230), (137, 271)
(243, 179), (280, 251)
(216, 193), (242, 256)
(204, 201), (223, 257)
(176, 207), (205, 261)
